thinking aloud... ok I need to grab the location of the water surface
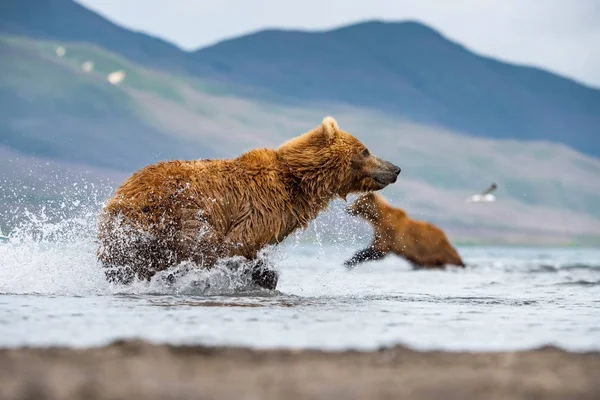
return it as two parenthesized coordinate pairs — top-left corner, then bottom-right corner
(1, 237), (598, 351)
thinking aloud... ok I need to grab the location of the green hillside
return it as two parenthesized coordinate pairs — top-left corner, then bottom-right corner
(1, 36), (600, 245)
(0, 36), (211, 171)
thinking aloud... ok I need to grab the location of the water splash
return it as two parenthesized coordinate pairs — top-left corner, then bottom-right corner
(0, 172), (280, 297)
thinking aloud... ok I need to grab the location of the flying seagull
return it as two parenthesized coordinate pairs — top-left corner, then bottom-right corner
(466, 183), (497, 203)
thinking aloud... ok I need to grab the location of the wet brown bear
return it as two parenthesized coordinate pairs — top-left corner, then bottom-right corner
(98, 117), (401, 289)
(344, 192), (464, 269)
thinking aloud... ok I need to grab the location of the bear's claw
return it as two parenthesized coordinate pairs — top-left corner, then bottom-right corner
(251, 267), (279, 290)
(246, 259), (279, 290)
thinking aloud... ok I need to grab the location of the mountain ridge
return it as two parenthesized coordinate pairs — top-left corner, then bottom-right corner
(190, 19), (600, 157)
(0, 0), (188, 72)
(1, 0), (598, 157)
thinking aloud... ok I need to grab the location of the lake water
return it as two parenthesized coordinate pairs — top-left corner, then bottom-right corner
(1, 214), (599, 352)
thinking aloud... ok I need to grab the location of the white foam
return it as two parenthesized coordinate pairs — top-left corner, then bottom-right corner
(0, 189), (277, 297)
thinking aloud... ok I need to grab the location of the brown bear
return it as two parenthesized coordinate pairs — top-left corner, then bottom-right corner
(344, 192), (465, 269)
(97, 117), (401, 289)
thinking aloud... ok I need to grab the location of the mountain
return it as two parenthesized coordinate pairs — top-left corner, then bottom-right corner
(190, 21), (600, 157)
(0, 37), (208, 171)
(1, 0), (599, 158)
(0, 0), (187, 73)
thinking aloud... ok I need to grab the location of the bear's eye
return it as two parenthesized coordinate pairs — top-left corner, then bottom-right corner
(362, 148), (370, 157)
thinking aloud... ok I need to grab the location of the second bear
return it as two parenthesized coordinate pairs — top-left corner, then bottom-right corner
(344, 192), (465, 269)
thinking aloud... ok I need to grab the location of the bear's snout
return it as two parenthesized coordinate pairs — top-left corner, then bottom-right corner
(372, 159), (401, 185)
(388, 163), (401, 177)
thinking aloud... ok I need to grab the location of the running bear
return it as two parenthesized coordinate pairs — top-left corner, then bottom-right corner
(98, 117), (401, 289)
(344, 192), (464, 269)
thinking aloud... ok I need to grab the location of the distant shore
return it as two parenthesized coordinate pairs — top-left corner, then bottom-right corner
(1, 340), (599, 400)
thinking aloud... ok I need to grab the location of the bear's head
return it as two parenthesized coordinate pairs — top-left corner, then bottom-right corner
(277, 117), (401, 200)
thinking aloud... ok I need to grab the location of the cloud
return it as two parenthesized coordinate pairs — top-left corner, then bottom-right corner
(77, 0), (600, 87)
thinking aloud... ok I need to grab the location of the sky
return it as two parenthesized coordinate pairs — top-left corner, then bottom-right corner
(77, 0), (600, 88)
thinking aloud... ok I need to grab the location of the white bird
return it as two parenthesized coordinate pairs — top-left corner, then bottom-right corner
(55, 46), (66, 57)
(466, 183), (497, 203)
(107, 70), (126, 85)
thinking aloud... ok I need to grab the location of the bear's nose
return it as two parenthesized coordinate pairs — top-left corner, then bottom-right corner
(393, 165), (401, 176)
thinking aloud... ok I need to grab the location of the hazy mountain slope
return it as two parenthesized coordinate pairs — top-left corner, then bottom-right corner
(0, 36), (210, 171)
(191, 21), (600, 157)
(0, 0), (187, 73)
(1, 0), (598, 158)
(1, 36), (600, 245)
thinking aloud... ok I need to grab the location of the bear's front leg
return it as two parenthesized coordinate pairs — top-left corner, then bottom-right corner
(344, 247), (386, 269)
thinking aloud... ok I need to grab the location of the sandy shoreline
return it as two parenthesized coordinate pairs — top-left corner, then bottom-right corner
(1, 340), (599, 400)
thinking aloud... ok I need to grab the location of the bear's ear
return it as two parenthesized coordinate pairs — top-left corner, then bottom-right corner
(321, 116), (339, 143)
